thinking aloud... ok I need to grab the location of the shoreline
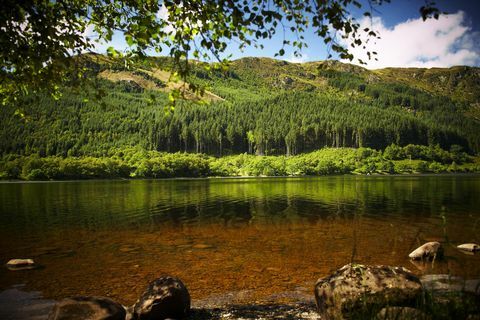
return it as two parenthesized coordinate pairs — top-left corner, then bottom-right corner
(0, 285), (319, 320)
(1, 172), (479, 184)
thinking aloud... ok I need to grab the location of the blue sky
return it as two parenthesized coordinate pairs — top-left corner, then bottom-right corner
(91, 0), (480, 68)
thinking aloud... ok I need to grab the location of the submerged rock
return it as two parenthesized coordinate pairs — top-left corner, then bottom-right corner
(192, 244), (214, 249)
(408, 242), (443, 260)
(0, 287), (55, 320)
(420, 274), (480, 317)
(5, 258), (38, 271)
(375, 306), (431, 320)
(132, 275), (190, 320)
(421, 274), (480, 295)
(408, 259), (435, 272)
(314, 263), (423, 319)
(48, 296), (126, 320)
(457, 243), (480, 253)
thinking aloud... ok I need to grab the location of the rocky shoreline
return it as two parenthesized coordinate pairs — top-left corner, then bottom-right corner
(4, 242), (480, 319)
(43, 267), (480, 319)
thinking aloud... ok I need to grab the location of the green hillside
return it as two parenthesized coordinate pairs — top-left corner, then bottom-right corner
(1, 54), (479, 157)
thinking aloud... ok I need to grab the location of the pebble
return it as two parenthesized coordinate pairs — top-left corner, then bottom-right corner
(457, 243), (480, 252)
(5, 259), (38, 271)
(193, 244), (214, 249)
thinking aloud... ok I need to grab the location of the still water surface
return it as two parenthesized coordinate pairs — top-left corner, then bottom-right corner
(0, 175), (479, 306)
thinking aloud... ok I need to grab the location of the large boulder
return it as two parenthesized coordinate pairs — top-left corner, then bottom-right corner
(132, 276), (190, 320)
(48, 296), (126, 320)
(314, 264), (423, 319)
(408, 242), (443, 260)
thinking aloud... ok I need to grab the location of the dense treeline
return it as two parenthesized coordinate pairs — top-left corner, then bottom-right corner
(154, 91), (477, 155)
(1, 144), (478, 180)
(1, 82), (478, 158)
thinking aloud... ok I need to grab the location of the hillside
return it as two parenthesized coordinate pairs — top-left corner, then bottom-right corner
(0, 54), (479, 159)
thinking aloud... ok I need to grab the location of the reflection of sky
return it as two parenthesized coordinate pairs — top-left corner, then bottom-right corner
(86, 0), (480, 68)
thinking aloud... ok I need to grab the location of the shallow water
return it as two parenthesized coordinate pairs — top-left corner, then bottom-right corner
(0, 175), (479, 307)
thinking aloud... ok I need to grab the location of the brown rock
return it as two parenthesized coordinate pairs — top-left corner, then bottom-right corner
(408, 242), (443, 260)
(48, 296), (126, 320)
(5, 258), (38, 271)
(375, 306), (430, 320)
(457, 243), (480, 253)
(314, 264), (423, 319)
(132, 276), (190, 320)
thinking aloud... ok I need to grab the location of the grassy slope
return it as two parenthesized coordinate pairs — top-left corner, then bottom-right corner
(82, 53), (480, 109)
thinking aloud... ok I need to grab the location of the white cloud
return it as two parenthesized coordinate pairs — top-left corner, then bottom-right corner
(287, 52), (309, 63)
(156, 4), (175, 34)
(81, 24), (112, 53)
(341, 11), (480, 69)
(156, 3), (204, 35)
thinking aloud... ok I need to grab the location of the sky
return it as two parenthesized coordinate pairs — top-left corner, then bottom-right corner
(89, 0), (480, 69)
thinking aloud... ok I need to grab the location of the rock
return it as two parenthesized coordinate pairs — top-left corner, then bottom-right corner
(0, 287), (56, 320)
(408, 242), (443, 260)
(192, 244), (213, 249)
(119, 245), (140, 253)
(408, 259), (435, 272)
(420, 275), (480, 318)
(132, 276), (190, 320)
(421, 274), (480, 295)
(48, 296), (126, 320)
(457, 243), (480, 253)
(375, 306), (430, 320)
(282, 77), (293, 85)
(5, 258), (38, 271)
(314, 264), (423, 319)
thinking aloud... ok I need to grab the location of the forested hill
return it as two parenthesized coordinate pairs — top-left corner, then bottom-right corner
(1, 54), (479, 158)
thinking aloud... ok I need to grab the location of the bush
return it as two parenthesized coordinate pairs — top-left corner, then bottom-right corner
(0, 145), (478, 180)
(383, 144), (404, 160)
(316, 159), (337, 175)
(21, 156), (61, 180)
(394, 161), (412, 173)
(428, 162), (447, 173)
(414, 161), (429, 173)
(448, 161), (461, 172)
(377, 160), (395, 174)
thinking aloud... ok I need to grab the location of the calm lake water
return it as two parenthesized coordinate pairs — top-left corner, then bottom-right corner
(0, 175), (479, 307)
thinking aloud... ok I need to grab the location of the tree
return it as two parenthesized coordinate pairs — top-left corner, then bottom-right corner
(1, 0), (441, 105)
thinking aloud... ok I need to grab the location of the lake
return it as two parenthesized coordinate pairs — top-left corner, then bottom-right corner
(0, 175), (479, 308)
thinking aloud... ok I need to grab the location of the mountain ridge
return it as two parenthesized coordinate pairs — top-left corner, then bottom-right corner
(0, 54), (479, 159)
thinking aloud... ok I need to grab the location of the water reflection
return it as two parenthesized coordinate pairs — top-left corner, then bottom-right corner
(0, 175), (479, 305)
(1, 176), (479, 231)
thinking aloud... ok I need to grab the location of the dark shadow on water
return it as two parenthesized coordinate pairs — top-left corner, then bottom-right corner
(0, 286), (55, 320)
(0, 286), (319, 320)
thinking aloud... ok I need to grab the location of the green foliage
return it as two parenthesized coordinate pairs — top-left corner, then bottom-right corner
(2, 145), (477, 181)
(1, 56), (479, 182)
(383, 144), (471, 164)
(131, 152), (211, 178)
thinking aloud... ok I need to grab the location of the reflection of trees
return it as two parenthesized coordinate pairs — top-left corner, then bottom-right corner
(0, 176), (478, 232)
